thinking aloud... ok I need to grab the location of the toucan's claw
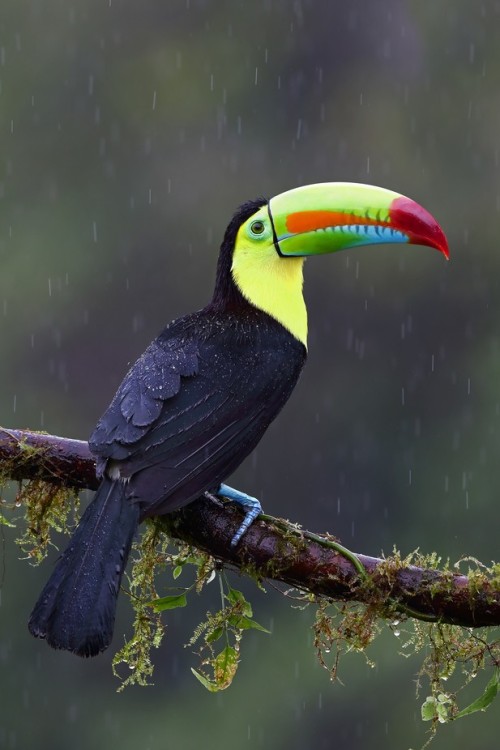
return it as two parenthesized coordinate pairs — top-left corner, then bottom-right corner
(216, 483), (262, 546)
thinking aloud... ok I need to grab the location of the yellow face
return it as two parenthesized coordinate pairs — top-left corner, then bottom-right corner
(231, 206), (308, 347)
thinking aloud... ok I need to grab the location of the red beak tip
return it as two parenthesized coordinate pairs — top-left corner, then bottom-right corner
(435, 229), (450, 260)
(389, 195), (449, 261)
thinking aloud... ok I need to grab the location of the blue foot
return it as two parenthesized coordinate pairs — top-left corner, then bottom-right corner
(217, 483), (262, 547)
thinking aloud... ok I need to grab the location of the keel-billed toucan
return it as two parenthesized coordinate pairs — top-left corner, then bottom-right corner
(29, 182), (448, 657)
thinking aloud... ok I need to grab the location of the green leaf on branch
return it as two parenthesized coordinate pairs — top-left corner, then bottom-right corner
(421, 693), (453, 723)
(225, 586), (252, 615)
(191, 645), (239, 692)
(455, 670), (500, 719)
(228, 614), (270, 633)
(150, 593), (188, 612)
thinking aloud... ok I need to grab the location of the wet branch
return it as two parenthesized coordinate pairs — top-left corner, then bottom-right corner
(2, 426), (500, 628)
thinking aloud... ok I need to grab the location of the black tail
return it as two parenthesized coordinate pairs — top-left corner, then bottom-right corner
(28, 477), (140, 657)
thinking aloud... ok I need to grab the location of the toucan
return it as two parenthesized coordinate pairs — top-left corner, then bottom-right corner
(28, 182), (448, 657)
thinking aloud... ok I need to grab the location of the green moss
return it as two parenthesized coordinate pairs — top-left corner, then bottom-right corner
(111, 520), (270, 692)
(112, 521), (180, 690)
(308, 546), (500, 745)
(313, 599), (380, 680)
(0, 434), (80, 562)
(13, 479), (79, 564)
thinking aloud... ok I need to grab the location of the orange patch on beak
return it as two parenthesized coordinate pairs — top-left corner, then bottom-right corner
(286, 210), (391, 234)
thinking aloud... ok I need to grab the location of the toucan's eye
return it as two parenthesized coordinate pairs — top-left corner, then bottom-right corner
(245, 214), (271, 242)
(250, 220), (265, 236)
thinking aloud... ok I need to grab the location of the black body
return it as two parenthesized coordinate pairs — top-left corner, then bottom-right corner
(91, 305), (306, 516)
(29, 200), (307, 656)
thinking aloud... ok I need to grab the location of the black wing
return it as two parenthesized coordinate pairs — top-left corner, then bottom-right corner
(89, 333), (199, 457)
(89, 311), (306, 518)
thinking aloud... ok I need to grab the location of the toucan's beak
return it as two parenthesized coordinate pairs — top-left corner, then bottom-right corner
(269, 182), (449, 259)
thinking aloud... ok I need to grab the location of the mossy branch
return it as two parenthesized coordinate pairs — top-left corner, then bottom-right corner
(2, 426), (500, 629)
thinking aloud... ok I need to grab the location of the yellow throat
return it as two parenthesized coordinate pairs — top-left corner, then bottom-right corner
(231, 224), (308, 347)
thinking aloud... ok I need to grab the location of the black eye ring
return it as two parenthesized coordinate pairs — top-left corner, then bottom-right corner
(250, 220), (265, 235)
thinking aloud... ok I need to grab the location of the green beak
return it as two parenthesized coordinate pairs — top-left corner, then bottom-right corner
(269, 182), (449, 259)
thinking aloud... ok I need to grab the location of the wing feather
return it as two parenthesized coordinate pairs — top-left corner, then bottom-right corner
(89, 336), (199, 453)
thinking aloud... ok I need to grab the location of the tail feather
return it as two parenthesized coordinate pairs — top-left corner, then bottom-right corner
(28, 477), (139, 657)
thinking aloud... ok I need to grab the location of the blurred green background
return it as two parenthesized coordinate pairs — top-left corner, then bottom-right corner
(2, 1), (500, 748)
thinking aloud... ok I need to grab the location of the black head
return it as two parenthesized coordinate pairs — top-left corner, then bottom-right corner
(211, 198), (268, 310)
